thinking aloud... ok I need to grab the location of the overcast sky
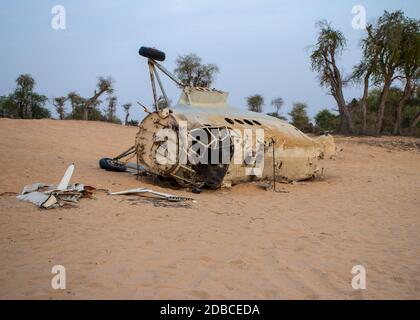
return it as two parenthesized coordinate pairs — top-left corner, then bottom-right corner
(0, 0), (418, 121)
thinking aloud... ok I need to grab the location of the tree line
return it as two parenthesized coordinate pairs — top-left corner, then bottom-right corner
(0, 74), (137, 126)
(245, 10), (419, 136)
(1, 10), (418, 136)
(173, 10), (419, 136)
(245, 94), (338, 134)
(310, 10), (419, 136)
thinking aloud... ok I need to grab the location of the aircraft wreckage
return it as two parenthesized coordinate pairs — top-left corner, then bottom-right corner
(99, 47), (335, 190)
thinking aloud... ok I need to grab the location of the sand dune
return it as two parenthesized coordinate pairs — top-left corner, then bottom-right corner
(0, 119), (419, 299)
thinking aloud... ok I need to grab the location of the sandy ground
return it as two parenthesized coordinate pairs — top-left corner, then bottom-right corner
(0, 118), (419, 300)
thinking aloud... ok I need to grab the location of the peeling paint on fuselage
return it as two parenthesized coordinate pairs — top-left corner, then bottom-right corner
(135, 88), (330, 188)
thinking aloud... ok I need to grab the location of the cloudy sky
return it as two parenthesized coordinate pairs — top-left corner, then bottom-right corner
(0, 0), (418, 121)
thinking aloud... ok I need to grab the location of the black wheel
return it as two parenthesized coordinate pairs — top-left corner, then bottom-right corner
(99, 158), (126, 172)
(138, 47), (166, 61)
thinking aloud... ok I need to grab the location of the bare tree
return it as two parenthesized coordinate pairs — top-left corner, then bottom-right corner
(310, 21), (354, 133)
(270, 97), (284, 117)
(122, 103), (132, 126)
(83, 77), (114, 120)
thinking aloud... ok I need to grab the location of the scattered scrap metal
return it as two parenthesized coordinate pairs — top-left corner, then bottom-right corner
(16, 164), (195, 209)
(109, 188), (195, 202)
(16, 164), (96, 209)
(110, 188), (195, 208)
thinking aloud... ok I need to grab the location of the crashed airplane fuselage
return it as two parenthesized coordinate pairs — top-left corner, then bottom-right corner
(104, 47), (333, 189)
(136, 86), (330, 189)
(132, 47), (334, 189)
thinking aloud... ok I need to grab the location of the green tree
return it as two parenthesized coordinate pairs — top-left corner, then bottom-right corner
(247, 94), (264, 113)
(310, 21), (354, 133)
(67, 91), (82, 119)
(352, 58), (377, 135)
(363, 11), (408, 135)
(289, 102), (310, 131)
(106, 95), (117, 123)
(127, 119), (139, 126)
(53, 96), (67, 120)
(65, 96), (86, 120)
(266, 112), (287, 120)
(393, 17), (420, 135)
(0, 94), (18, 118)
(314, 109), (339, 132)
(83, 77), (114, 120)
(31, 95), (51, 119)
(174, 54), (219, 87)
(407, 89), (420, 135)
(88, 99), (105, 121)
(0, 74), (51, 119)
(15, 74), (35, 118)
(69, 99), (103, 121)
(363, 87), (403, 134)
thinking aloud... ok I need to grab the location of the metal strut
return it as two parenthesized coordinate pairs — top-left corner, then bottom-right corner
(153, 60), (185, 87)
(153, 66), (171, 109)
(148, 60), (159, 111)
(113, 145), (136, 161)
(270, 138), (286, 193)
(147, 58), (186, 112)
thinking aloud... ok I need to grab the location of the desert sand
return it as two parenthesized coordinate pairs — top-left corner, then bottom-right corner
(0, 118), (419, 299)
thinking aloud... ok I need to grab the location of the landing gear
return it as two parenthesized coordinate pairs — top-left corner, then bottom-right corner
(99, 158), (126, 172)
